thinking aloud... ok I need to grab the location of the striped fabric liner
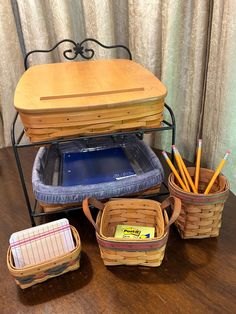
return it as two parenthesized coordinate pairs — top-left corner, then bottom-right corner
(10, 218), (75, 268)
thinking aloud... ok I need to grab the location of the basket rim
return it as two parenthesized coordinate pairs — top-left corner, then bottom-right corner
(39, 183), (162, 213)
(168, 167), (230, 197)
(97, 198), (166, 241)
(7, 225), (81, 275)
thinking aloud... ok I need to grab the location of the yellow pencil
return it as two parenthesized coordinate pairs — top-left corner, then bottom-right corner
(162, 151), (188, 191)
(176, 148), (198, 194)
(172, 145), (190, 192)
(204, 150), (230, 195)
(195, 139), (202, 192)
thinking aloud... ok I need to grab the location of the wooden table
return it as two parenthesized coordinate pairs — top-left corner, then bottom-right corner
(0, 146), (235, 313)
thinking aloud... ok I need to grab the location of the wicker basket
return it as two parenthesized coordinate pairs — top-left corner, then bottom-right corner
(23, 99), (164, 142)
(168, 167), (230, 239)
(82, 197), (181, 267)
(40, 183), (161, 213)
(7, 226), (81, 289)
(15, 60), (167, 142)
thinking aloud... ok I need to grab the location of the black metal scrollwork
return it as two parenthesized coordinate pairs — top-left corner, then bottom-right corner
(63, 42), (94, 60)
(24, 38), (132, 70)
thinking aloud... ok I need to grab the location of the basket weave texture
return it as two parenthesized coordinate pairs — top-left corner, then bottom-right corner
(22, 100), (164, 142)
(7, 226), (81, 289)
(83, 197), (180, 267)
(168, 167), (230, 239)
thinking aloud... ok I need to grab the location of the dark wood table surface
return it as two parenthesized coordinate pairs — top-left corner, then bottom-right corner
(0, 146), (235, 314)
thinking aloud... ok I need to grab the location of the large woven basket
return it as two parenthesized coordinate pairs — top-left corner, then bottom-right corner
(82, 197), (180, 267)
(7, 225), (81, 289)
(168, 167), (230, 239)
(14, 60), (167, 142)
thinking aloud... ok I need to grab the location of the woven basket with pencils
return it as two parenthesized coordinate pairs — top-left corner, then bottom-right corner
(168, 167), (230, 239)
(82, 197), (181, 267)
(7, 226), (81, 289)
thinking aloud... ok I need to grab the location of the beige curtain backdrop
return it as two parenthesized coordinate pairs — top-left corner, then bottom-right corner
(0, 0), (24, 148)
(0, 0), (235, 192)
(201, 0), (236, 193)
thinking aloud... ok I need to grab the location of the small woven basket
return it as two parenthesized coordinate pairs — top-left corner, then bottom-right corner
(83, 197), (180, 267)
(7, 225), (81, 289)
(168, 167), (230, 239)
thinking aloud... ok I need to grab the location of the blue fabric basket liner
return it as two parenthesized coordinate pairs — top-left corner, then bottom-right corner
(32, 135), (164, 204)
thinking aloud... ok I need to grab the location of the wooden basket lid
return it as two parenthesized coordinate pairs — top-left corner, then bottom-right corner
(14, 59), (167, 113)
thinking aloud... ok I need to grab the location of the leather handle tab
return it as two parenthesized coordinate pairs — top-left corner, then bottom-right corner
(82, 197), (105, 232)
(161, 196), (181, 232)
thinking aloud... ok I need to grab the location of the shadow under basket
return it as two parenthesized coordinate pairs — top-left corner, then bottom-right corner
(83, 197), (181, 267)
(168, 167), (230, 239)
(7, 226), (81, 289)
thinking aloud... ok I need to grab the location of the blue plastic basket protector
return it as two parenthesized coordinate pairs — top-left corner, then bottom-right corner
(32, 135), (164, 204)
(61, 147), (136, 186)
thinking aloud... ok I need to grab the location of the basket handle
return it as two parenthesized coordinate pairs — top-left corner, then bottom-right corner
(161, 196), (181, 231)
(82, 197), (105, 232)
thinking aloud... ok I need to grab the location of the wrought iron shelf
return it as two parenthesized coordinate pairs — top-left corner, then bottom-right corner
(11, 38), (176, 226)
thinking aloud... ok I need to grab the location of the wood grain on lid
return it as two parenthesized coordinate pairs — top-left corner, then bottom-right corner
(14, 59), (167, 113)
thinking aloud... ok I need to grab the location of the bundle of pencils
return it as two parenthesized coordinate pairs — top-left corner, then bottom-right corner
(162, 140), (230, 195)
